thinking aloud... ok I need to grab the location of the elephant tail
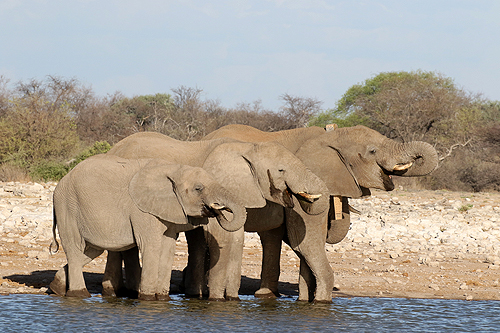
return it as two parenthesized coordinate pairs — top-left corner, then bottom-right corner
(49, 207), (60, 254)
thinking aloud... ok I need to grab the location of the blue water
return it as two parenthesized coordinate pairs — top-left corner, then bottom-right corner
(0, 294), (499, 332)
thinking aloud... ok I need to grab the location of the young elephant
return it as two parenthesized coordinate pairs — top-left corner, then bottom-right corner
(49, 154), (246, 300)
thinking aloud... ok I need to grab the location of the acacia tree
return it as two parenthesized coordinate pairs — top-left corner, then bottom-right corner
(311, 71), (481, 147)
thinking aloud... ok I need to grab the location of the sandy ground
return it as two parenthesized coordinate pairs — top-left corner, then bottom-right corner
(1, 188), (499, 302)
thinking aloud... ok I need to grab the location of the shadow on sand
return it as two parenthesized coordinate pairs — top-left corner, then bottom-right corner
(4, 269), (299, 298)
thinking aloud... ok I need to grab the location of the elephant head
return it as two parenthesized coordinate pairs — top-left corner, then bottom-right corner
(129, 161), (247, 232)
(202, 141), (329, 215)
(297, 125), (439, 198)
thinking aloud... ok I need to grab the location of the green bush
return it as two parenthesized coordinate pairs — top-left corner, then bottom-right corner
(68, 141), (111, 169)
(30, 160), (69, 182)
(28, 141), (111, 181)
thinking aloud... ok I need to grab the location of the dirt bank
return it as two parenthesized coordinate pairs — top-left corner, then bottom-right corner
(1, 182), (499, 301)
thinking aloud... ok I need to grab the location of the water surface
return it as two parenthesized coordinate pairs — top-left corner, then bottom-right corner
(1, 294), (499, 332)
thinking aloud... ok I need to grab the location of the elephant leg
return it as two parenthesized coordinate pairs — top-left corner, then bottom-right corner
(122, 247), (141, 298)
(206, 221), (243, 301)
(255, 225), (285, 298)
(102, 248), (141, 298)
(66, 245), (104, 297)
(183, 227), (208, 298)
(134, 217), (165, 301)
(222, 226), (244, 301)
(155, 230), (177, 301)
(49, 264), (68, 296)
(137, 244), (160, 301)
(102, 251), (125, 297)
(182, 228), (209, 298)
(285, 206), (333, 303)
(297, 257), (316, 302)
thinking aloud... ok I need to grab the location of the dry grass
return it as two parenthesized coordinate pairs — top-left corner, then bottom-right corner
(0, 163), (32, 182)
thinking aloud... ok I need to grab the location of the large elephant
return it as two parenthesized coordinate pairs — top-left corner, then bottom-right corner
(104, 132), (330, 301)
(199, 124), (439, 301)
(49, 155), (247, 300)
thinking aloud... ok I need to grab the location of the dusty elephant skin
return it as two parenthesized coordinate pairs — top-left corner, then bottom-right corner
(201, 124), (439, 301)
(1, 182), (499, 301)
(106, 132), (330, 301)
(48, 155), (247, 300)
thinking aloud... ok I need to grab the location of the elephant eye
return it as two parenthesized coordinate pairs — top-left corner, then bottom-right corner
(369, 148), (377, 154)
(278, 168), (285, 173)
(194, 184), (204, 192)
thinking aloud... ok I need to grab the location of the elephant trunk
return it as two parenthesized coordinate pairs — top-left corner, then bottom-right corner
(381, 140), (438, 177)
(206, 187), (247, 232)
(284, 165), (330, 216)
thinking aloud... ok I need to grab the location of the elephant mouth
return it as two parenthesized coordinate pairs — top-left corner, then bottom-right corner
(281, 188), (295, 208)
(379, 161), (414, 190)
(380, 169), (396, 191)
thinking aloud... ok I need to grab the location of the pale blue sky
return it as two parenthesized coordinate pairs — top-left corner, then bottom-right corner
(1, 0), (499, 110)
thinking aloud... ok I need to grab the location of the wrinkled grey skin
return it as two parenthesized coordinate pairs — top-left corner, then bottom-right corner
(200, 124), (439, 301)
(49, 155), (247, 300)
(105, 132), (329, 301)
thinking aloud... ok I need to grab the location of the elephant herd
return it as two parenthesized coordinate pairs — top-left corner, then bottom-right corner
(49, 124), (438, 303)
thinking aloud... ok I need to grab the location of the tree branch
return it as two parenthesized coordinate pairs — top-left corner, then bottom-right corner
(438, 139), (472, 161)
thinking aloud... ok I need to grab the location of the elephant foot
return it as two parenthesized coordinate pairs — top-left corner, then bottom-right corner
(225, 295), (240, 301)
(138, 293), (157, 301)
(156, 293), (171, 301)
(125, 289), (139, 299)
(185, 293), (205, 300)
(102, 286), (117, 297)
(184, 288), (208, 299)
(254, 288), (279, 299)
(66, 288), (91, 298)
(49, 279), (66, 296)
(313, 298), (333, 304)
(208, 296), (226, 302)
(102, 286), (133, 298)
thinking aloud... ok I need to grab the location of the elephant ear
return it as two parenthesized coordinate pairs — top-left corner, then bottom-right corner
(129, 162), (188, 225)
(296, 143), (363, 198)
(203, 145), (266, 208)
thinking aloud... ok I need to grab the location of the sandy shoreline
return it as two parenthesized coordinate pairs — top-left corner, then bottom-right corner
(1, 182), (499, 301)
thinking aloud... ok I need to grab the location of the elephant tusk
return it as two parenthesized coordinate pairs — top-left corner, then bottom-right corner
(210, 203), (226, 210)
(297, 191), (322, 202)
(393, 162), (413, 171)
(348, 204), (361, 215)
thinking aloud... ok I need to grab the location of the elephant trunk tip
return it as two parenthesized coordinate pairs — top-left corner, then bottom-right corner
(396, 141), (439, 177)
(208, 197), (246, 232)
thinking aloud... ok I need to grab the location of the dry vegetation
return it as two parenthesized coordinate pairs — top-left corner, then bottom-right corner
(0, 71), (499, 192)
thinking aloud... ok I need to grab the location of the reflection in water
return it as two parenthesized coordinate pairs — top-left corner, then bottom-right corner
(0, 294), (499, 332)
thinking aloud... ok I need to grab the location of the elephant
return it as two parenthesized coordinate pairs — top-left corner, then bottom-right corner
(49, 154), (247, 300)
(104, 132), (330, 301)
(197, 124), (439, 301)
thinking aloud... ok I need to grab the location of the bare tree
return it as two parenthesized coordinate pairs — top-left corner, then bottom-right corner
(0, 75), (11, 116)
(279, 93), (322, 128)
